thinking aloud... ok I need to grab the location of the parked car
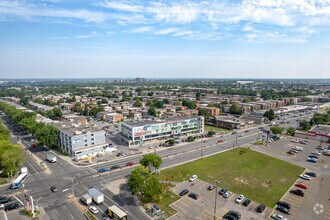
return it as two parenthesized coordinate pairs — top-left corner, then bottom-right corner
(316, 146), (325, 150)
(188, 192), (198, 200)
(0, 197), (12, 204)
(277, 201), (291, 210)
(307, 157), (318, 163)
(89, 206), (99, 214)
(244, 130), (249, 133)
(299, 140), (308, 145)
(189, 175), (197, 182)
(4, 203), (19, 211)
(323, 151), (330, 156)
(110, 165), (120, 170)
(305, 172), (317, 177)
(226, 211), (241, 219)
(287, 151), (296, 155)
(293, 146), (303, 151)
(50, 186), (58, 192)
(179, 189), (189, 196)
(276, 206), (290, 215)
(235, 195), (244, 204)
(271, 213), (287, 220)
(0, 204), (3, 209)
(242, 199), (251, 207)
(207, 185), (216, 191)
(98, 168), (108, 173)
(223, 191), (232, 198)
(291, 139), (299, 143)
(300, 174), (312, 180)
(295, 183), (308, 189)
(290, 189), (304, 197)
(218, 188), (227, 195)
(126, 162), (135, 166)
(222, 214), (237, 220)
(311, 151), (321, 156)
(218, 139), (225, 143)
(308, 155), (319, 159)
(256, 204), (266, 213)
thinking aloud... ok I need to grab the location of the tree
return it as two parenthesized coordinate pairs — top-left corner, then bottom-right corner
(133, 99), (143, 107)
(287, 127), (296, 136)
(264, 109), (276, 121)
(153, 100), (164, 108)
(299, 120), (311, 131)
(270, 126), (284, 135)
(311, 112), (330, 125)
(173, 101), (182, 106)
(182, 100), (196, 109)
(165, 139), (175, 146)
(20, 97), (30, 106)
(229, 104), (242, 115)
(139, 154), (163, 172)
(148, 107), (157, 117)
(196, 92), (201, 101)
(127, 166), (162, 202)
(163, 98), (170, 104)
(51, 107), (63, 120)
(147, 91), (154, 96)
(198, 109), (209, 118)
(207, 131), (216, 137)
(243, 98), (252, 103)
(101, 98), (108, 104)
(187, 136), (195, 142)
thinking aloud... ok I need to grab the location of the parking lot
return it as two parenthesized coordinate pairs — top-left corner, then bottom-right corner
(169, 179), (272, 220)
(250, 136), (330, 220)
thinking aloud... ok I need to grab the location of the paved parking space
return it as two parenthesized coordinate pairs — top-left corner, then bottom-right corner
(169, 179), (271, 220)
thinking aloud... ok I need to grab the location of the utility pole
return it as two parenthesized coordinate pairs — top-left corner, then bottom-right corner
(200, 137), (203, 158)
(213, 180), (219, 220)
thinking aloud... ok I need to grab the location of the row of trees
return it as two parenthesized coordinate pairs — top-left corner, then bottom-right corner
(0, 121), (25, 177)
(0, 102), (59, 148)
(128, 154), (163, 203)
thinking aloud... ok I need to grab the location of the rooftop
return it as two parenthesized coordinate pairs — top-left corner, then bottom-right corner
(310, 125), (330, 135)
(123, 116), (202, 127)
(54, 121), (103, 136)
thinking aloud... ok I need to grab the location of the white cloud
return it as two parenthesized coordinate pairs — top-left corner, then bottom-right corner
(154, 28), (179, 35)
(75, 31), (98, 39)
(131, 26), (152, 33)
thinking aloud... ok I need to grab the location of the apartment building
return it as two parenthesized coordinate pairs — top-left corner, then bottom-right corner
(120, 116), (204, 146)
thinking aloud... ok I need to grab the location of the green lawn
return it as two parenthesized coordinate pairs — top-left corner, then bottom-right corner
(204, 125), (230, 134)
(155, 183), (180, 219)
(157, 147), (304, 207)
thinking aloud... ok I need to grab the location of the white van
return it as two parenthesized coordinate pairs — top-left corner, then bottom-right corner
(293, 146), (303, 151)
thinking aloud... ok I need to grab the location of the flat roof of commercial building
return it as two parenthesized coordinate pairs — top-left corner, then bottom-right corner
(123, 116), (202, 127)
(310, 125), (330, 135)
(54, 122), (103, 136)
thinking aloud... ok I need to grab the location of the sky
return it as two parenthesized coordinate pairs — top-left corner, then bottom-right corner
(1, 0), (330, 79)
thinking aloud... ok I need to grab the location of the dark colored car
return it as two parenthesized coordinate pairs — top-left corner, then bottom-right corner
(290, 189), (304, 197)
(179, 189), (189, 196)
(126, 162), (135, 166)
(277, 201), (291, 210)
(4, 203), (19, 211)
(223, 213), (238, 220)
(218, 188), (227, 195)
(110, 165), (120, 170)
(244, 130), (249, 133)
(98, 168), (108, 173)
(276, 205), (291, 215)
(188, 192), (198, 200)
(305, 172), (317, 177)
(308, 155), (319, 159)
(256, 204), (266, 213)
(207, 185), (216, 191)
(0, 197), (12, 204)
(50, 186), (58, 192)
(227, 211), (241, 219)
(242, 198), (251, 207)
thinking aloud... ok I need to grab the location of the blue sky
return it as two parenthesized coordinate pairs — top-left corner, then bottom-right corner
(0, 0), (330, 79)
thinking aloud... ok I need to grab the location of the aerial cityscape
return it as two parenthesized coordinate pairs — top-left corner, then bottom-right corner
(1, 1), (330, 220)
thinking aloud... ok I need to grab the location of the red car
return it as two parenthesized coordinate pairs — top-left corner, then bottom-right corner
(323, 151), (330, 156)
(218, 139), (224, 143)
(31, 143), (37, 148)
(295, 183), (308, 189)
(126, 162), (135, 166)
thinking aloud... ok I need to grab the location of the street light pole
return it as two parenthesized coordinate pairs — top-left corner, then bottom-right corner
(200, 137), (203, 158)
(213, 180), (219, 220)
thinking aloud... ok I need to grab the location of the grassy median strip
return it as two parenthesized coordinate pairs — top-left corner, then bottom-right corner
(157, 147), (304, 207)
(84, 211), (97, 220)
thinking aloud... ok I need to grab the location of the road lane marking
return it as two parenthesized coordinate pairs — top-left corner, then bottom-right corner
(63, 205), (67, 210)
(62, 189), (69, 192)
(27, 160), (38, 174)
(55, 209), (58, 215)
(70, 214), (74, 219)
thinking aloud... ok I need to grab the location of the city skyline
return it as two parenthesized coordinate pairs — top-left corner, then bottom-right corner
(1, 0), (330, 78)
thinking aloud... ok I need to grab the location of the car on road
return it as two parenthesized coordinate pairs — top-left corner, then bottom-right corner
(188, 192), (198, 200)
(126, 162), (135, 166)
(256, 204), (266, 213)
(238, 134), (243, 137)
(290, 189), (304, 197)
(89, 206), (99, 214)
(218, 188), (227, 195)
(242, 198), (251, 207)
(225, 211), (241, 219)
(295, 183), (308, 189)
(244, 130), (249, 133)
(271, 213), (287, 220)
(218, 139), (225, 143)
(305, 172), (317, 177)
(277, 201), (291, 210)
(235, 195), (244, 204)
(311, 151), (321, 156)
(207, 185), (216, 191)
(98, 168), (108, 173)
(50, 186), (58, 192)
(110, 165), (120, 170)
(189, 175), (197, 182)
(116, 151), (127, 157)
(307, 157), (318, 163)
(223, 191), (232, 198)
(0, 197), (12, 204)
(276, 206), (290, 215)
(179, 189), (189, 196)
(4, 203), (19, 211)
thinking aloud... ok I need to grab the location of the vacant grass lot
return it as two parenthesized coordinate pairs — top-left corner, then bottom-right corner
(204, 125), (230, 134)
(157, 147), (304, 207)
